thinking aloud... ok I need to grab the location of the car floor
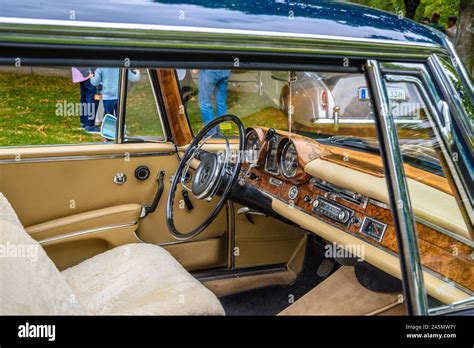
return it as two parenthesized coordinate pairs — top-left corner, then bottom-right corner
(219, 238), (338, 316)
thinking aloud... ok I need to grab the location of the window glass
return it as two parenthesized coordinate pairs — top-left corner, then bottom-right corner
(178, 69), (289, 136)
(0, 66), (164, 146)
(0, 66), (107, 146)
(386, 79), (473, 311)
(125, 69), (164, 141)
(179, 69), (429, 162)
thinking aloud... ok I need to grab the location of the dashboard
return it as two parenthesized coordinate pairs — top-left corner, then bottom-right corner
(239, 127), (474, 297)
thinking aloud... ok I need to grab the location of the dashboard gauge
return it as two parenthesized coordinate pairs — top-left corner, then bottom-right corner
(244, 130), (261, 164)
(280, 141), (298, 178)
(360, 217), (387, 242)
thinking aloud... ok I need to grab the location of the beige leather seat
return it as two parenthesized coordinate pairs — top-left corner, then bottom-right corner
(0, 193), (224, 315)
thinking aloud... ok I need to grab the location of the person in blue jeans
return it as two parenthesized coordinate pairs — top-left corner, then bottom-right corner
(90, 68), (140, 133)
(197, 70), (231, 135)
(79, 79), (98, 130)
(73, 68), (98, 130)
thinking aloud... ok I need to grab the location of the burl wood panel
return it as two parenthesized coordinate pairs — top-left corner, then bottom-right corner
(156, 69), (193, 147)
(247, 166), (473, 292)
(241, 127), (473, 291)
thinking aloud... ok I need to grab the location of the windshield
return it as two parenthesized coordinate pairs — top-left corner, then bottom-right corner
(177, 69), (442, 175)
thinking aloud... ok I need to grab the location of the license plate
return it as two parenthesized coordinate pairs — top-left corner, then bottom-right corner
(387, 88), (406, 100)
(358, 87), (406, 101)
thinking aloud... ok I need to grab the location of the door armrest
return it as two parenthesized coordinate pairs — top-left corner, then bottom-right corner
(26, 204), (142, 241)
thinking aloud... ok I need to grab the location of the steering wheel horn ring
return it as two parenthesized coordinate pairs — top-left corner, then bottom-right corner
(166, 115), (245, 241)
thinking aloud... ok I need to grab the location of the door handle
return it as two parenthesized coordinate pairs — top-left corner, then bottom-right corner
(140, 170), (165, 218)
(237, 207), (266, 216)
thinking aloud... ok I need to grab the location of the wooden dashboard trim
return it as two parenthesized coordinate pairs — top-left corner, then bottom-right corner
(305, 158), (470, 241)
(240, 127), (472, 295)
(246, 169), (473, 293)
(269, 194), (470, 304)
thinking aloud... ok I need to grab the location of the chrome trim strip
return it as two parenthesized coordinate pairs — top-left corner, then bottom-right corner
(147, 69), (168, 142)
(428, 296), (474, 315)
(38, 222), (137, 245)
(0, 17), (440, 49)
(366, 60), (428, 315)
(194, 264), (288, 282)
(0, 151), (174, 164)
(116, 68), (127, 144)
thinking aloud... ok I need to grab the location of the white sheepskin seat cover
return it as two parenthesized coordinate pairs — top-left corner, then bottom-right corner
(0, 192), (224, 315)
(0, 193), (85, 315)
(61, 243), (225, 315)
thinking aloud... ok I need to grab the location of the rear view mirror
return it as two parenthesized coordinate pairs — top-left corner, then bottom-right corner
(100, 114), (117, 141)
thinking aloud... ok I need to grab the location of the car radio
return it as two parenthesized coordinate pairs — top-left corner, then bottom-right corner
(312, 196), (353, 225)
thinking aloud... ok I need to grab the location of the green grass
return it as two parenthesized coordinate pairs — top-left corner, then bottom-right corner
(0, 72), (101, 146)
(0, 70), (164, 147)
(0, 70), (285, 146)
(123, 74), (164, 138)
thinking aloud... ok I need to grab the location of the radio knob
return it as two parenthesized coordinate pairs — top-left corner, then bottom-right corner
(312, 199), (320, 209)
(304, 195), (312, 203)
(338, 210), (350, 223)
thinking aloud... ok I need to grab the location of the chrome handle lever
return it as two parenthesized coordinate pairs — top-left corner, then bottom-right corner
(237, 207), (266, 216)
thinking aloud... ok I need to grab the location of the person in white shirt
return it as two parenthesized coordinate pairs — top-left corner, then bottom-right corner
(446, 16), (458, 41)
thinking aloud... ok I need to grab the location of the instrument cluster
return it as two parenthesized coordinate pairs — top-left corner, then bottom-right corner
(244, 129), (299, 179)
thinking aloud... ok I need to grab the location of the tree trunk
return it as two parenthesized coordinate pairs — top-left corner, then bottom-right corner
(456, 0), (473, 79)
(404, 0), (420, 20)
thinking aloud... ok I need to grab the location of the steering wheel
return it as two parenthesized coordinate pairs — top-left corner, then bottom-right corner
(166, 115), (245, 240)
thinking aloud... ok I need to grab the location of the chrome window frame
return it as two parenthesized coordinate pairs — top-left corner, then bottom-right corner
(375, 68), (473, 315)
(380, 61), (473, 232)
(365, 60), (428, 316)
(117, 68), (169, 143)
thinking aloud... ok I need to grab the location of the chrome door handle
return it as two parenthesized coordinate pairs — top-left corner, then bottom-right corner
(237, 207), (266, 216)
(114, 172), (127, 185)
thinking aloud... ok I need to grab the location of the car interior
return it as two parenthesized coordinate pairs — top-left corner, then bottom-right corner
(0, 65), (472, 316)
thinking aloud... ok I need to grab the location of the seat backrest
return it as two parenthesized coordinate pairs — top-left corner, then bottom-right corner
(0, 193), (85, 314)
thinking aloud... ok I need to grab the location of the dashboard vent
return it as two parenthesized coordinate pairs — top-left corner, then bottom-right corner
(339, 191), (365, 206)
(314, 181), (333, 193)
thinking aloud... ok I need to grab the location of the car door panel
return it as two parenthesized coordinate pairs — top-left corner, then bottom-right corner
(0, 142), (227, 270)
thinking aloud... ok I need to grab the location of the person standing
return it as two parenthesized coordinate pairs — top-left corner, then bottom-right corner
(197, 69), (231, 135)
(446, 16), (458, 40)
(428, 13), (446, 33)
(90, 68), (140, 126)
(71, 67), (98, 131)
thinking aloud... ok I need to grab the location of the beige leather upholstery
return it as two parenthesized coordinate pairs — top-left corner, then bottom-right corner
(0, 193), (224, 315)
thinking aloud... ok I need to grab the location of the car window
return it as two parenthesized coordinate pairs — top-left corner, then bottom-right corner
(124, 69), (165, 142)
(385, 79), (473, 311)
(0, 66), (164, 147)
(0, 66), (107, 146)
(178, 68), (438, 174)
(177, 69), (288, 137)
